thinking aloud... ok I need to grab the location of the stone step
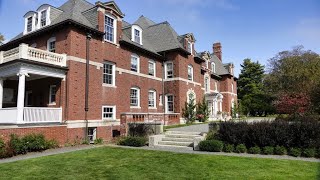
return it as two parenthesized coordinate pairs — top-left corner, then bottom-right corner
(165, 131), (202, 135)
(154, 145), (194, 151)
(162, 137), (194, 142)
(158, 141), (193, 147)
(165, 134), (201, 139)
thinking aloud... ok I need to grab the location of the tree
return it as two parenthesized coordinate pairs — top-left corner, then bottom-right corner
(0, 33), (4, 44)
(265, 46), (320, 114)
(182, 98), (196, 124)
(196, 97), (210, 122)
(237, 59), (273, 116)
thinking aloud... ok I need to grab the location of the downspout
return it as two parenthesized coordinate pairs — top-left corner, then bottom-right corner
(85, 33), (92, 141)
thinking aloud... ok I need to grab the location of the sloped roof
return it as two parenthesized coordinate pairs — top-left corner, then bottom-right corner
(210, 54), (230, 75)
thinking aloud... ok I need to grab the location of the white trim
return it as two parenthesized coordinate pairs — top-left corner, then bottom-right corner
(131, 25), (143, 45)
(187, 64), (193, 81)
(165, 94), (174, 113)
(220, 92), (237, 96)
(104, 14), (117, 44)
(164, 61), (173, 79)
(130, 54), (140, 73)
(49, 85), (57, 105)
(148, 60), (156, 77)
(37, 5), (51, 29)
(204, 75), (210, 93)
(116, 67), (162, 81)
(67, 56), (103, 69)
(47, 37), (56, 52)
(103, 61), (116, 86)
(163, 77), (201, 86)
(148, 90), (157, 108)
(130, 87), (140, 108)
(186, 89), (196, 103)
(66, 120), (120, 128)
(102, 105), (116, 120)
(211, 62), (216, 73)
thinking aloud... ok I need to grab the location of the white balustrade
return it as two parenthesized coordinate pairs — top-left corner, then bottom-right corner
(0, 44), (66, 67)
(0, 108), (18, 124)
(23, 107), (62, 124)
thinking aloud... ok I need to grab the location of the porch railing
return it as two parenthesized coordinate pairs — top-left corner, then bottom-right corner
(0, 44), (67, 67)
(23, 107), (62, 124)
(0, 108), (18, 124)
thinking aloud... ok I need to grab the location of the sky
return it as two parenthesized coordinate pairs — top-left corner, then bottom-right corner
(0, 0), (319, 76)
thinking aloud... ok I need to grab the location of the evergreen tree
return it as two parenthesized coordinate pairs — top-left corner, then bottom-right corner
(182, 98), (196, 124)
(196, 97), (210, 122)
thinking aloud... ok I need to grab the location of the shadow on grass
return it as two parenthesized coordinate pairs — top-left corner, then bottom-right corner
(318, 162), (320, 179)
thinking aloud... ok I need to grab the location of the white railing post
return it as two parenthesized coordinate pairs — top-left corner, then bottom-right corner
(19, 43), (29, 60)
(0, 51), (3, 64)
(0, 79), (3, 109)
(16, 73), (26, 124)
(62, 54), (67, 67)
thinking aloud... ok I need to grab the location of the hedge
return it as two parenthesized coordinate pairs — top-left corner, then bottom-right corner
(211, 120), (320, 149)
(117, 136), (147, 147)
(199, 140), (223, 152)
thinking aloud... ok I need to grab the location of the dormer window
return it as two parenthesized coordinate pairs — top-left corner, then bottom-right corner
(40, 10), (47, 27)
(187, 41), (192, 54)
(211, 62), (216, 73)
(105, 15), (116, 43)
(131, 25), (143, 45)
(27, 17), (33, 32)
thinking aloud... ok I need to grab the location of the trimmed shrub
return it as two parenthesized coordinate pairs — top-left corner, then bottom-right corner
(248, 146), (261, 154)
(9, 134), (27, 155)
(289, 148), (302, 157)
(235, 144), (247, 153)
(208, 122), (219, 133)
(302, 148), (316, 158)
(46, 139), (59, 149)
(199, 140), (224, 152)
(117, 136), (147, 147)
(223, 144), (234, 153)
(274, 146), (287, 155)
(94, 138), (104, 145)
(206, 131), (216, 140)
(263, 146), (274, 155)
(21, 134), (48, 152)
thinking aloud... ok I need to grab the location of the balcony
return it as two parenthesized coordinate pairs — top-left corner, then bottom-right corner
(0, 43), (67, 67)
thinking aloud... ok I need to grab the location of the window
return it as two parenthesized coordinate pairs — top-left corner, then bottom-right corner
(166, 95), (174, 113)
(103, 62), (115, 86)
(211, 62), (216, 73)
(105, 15), (115, 42)
(148, 90), (156, 108)
(87, 127), (96, 144)
(188, 93), (195, 103)
(188, 65), (193, 81)
(49, 85), (56, 105)
(148, 60), (156, 76)
(47, 37), (56, 53)
(102, 106), (116, 120)
(187, 41), (192, 54)
(27, 17), (33, 32)
(134, 29), (141, 44)
(205, 77), (210, 93)
(130, 87), (140, 107)
(40, 10), (47, 27)
(165, 62), (173, 79)
(131, 55), (139, 72)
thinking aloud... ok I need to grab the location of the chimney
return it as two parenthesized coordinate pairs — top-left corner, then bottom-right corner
(213, 42), (222, 61)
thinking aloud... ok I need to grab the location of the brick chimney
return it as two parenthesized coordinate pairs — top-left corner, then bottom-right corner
(213, 42), (222, 61)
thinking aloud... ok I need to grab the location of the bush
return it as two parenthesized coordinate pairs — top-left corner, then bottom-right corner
(289, 148), (302, 157)
(0, 138), (5, 153)
(117, 136), (147, 147)
(46, 139), (59, 149)
(128, 123), (153, 137)
(248, 146), (261, 154)
(21, 134), (48, 152)
(208, 122), (219, 133)
(223, 144), (234, 153)
(206, 131), (216, 140)
(302, 148), (316, 158)
(199, 140), (224, 152)
(94, 138), (104, 145)
(9, 134), (27, 155)
(274, 146), (287, 155)
(263, 146), (274, 155)
(235, 144), (247, 153)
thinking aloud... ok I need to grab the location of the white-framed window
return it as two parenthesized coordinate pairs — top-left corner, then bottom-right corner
(187, 92), (195, 103)
(148, 90), (156, 108)
(187, 41), (192, 54)
(88, 127), (97, 144)
(131, 54), (140, 72)
(105, 15), (116, 43)
(134, 29), (141, 44)
(166, 94), (174, 113)
(165, 61), (173, 79)
(211, 62), (216, 73)
(27, 17), (33, 32)
(130, 87), (140, 107)
(102, 106), (116, 120)
(205, 77), (210, 93)
(49, 85), (56, 105)
(188, 65), (193, 81)
(47, 37), (56, 53)
(103, 62), (115, 86)
(40, 10), (47, 27)
(148, 60), (156, 76)
(131, 25), (142, 45)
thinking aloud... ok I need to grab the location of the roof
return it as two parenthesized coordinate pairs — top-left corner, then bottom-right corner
(210, 54), (231, 76)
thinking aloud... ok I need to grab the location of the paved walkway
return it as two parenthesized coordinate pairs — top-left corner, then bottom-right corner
(168, 123), (209, 133)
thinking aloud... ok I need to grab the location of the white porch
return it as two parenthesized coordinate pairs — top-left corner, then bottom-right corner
(0, 44), (67, 124)
(205, 92), (223, 120)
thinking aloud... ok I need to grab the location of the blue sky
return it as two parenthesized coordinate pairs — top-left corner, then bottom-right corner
(0, 0), (319, 76)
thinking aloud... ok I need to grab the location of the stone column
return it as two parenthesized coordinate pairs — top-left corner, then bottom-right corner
(0, 79), (3, 109)
(16, 73), (26, 124)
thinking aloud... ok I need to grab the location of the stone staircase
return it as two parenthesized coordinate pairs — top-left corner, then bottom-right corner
(155, 131), (203, 148)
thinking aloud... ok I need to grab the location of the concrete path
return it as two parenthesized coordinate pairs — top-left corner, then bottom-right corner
(0, 145), (101, 164)
(168, 123), (209, 133)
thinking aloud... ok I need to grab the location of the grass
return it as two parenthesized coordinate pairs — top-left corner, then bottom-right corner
(0, 147), (319, 179)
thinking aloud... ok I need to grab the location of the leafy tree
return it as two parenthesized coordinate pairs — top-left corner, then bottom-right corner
(0, 33), (4, 44)
(196, 97), (210, 122)
(182, 98), (196, 124)
(237, 59), (273, 116)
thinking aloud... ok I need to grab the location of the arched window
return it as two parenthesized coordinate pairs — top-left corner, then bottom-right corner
(187, 65), (193, 81)
(211, 62), (216, 73)
(204, 76), (210, 93)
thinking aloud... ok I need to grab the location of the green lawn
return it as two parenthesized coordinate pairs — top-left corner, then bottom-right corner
(0, 147), (319, 180)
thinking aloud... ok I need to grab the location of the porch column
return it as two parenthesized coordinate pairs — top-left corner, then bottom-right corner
(17, 73), (27, 124)
(0, 78), (3, 109)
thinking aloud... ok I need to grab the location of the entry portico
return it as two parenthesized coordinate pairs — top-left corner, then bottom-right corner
(205, 92), (223, 120)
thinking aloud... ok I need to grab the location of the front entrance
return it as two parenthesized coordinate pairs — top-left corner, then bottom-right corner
(205, 92), (223, 120)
